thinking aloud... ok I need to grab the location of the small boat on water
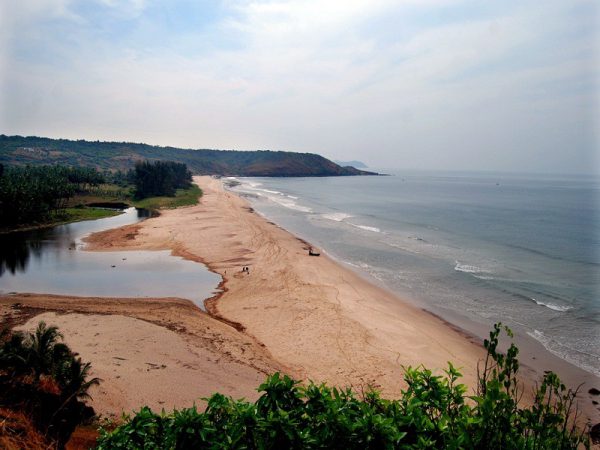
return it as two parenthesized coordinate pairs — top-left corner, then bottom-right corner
(308, 247), (320, 256)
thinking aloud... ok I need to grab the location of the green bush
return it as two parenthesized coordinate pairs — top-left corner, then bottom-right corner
(97, 324), (590, 449)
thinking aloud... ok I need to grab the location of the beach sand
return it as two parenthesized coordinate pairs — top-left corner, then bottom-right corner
(2, 175), (598, 425)
(85, 177), (488, 392)
(2, 294), (284, 417)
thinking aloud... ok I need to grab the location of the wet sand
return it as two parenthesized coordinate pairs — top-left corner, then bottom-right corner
(2, 175), (598, 425)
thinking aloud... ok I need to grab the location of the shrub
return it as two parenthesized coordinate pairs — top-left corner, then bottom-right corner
(0, 322), (100, 447)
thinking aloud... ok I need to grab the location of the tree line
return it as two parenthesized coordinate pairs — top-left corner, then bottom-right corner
(131, 160), (192, 198)
(0, 160), (193, 228)
(0, 164), (105, 227)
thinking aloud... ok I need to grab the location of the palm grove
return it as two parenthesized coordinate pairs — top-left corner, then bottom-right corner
(0, 160), (192, 228)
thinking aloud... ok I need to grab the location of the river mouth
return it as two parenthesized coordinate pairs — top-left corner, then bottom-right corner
(0, 208), (221, 309)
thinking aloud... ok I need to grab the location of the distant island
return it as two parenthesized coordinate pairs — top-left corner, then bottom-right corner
(334, 160), (368, 169)
(0, 135), (377, 177)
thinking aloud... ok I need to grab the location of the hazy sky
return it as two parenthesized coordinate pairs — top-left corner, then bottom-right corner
(1, 0), (598, 173)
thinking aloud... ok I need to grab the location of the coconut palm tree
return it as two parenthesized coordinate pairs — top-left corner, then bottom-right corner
(25, 321), (66, 380)
(0, 328), (28, 376)
(56, 357), (101, 401)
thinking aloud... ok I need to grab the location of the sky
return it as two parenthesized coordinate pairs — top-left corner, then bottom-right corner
(0, 0), (598, 174)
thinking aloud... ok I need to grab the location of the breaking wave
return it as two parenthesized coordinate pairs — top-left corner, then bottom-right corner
(349, 223), (381, 233)
(454, 262), (489, 274)
(527, 329), (600, 377)
(322, 212), (353, 222)
(531, 298), (573, 312)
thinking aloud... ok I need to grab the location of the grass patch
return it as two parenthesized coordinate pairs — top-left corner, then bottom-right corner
(60, 207), (122, 222)
(0, 207), (121, 234)
(67, 184), (132, 207)
(132, 184), (202, 210)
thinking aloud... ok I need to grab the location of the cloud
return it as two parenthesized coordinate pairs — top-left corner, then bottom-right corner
(1, 0), (597, 173)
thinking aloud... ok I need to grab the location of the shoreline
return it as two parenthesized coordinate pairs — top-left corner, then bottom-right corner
(252, 207), (600, 391)
(229, 178), (600, 420)
(319, 241), (600, 420)
(2, 175), (598, 425)
(323, 242), (600, 410)
(85, 177), (488, 389)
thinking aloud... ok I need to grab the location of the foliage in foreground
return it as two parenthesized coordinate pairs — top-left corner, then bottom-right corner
(97, 324), (589, 449)
(0, 322), (100, 447)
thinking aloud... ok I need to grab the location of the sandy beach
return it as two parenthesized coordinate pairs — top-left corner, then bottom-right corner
(85, 176), (488, 390)
(2, 176), (598, 425)
(1, 294), (284, 417)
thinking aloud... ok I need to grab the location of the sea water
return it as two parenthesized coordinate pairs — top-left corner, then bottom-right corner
(226, 171), (600, 377)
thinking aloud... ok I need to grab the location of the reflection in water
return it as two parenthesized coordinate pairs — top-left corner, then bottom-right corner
(0, 208), (220, 308)
(0, 227), (75, 277)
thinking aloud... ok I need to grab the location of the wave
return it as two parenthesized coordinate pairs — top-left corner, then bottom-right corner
(271, 197), (312, 213)
(454, 262), (489, 274)
(381, 240), (426, 256)
(527, 329), (553, 348)
(527, 329), (600, 377)
(238, 182), (312, 213)
(356, 261), (383, 281)
(349, 223), (381, 233)
(322, 212), (353, 222)
(472, 274), (497, 280)
(263, 194), (312, 213)
(342, 260), (384, 281)
(531, 298), (573, 312)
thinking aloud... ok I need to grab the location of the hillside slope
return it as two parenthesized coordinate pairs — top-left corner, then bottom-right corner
(0, 135), (377, 177)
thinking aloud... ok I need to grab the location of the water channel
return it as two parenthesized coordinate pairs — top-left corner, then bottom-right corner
(0, 208), (221, 308)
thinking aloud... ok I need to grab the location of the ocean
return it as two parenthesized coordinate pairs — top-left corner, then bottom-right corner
(226, 171), (600, 378)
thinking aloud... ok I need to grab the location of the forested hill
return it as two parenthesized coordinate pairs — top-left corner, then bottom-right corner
(0, 135), (377, 177)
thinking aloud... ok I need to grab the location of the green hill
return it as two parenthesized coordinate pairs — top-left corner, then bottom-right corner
(0, 135), (377, 177)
